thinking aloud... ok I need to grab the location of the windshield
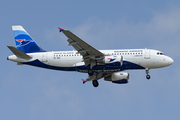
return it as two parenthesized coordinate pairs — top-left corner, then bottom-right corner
(157, 52), (165, 55)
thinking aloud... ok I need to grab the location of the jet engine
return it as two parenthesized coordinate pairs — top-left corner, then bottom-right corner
(97, 56), (123, 66)
(104, 72), (129, 84)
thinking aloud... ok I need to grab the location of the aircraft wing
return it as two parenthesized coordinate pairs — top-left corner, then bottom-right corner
(60, 28), (104, 67)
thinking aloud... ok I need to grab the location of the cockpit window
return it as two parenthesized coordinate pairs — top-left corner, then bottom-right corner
(157, 52), (164, 55)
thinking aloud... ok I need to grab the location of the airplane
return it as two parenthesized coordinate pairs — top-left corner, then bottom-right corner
(7, 25), (174, 87)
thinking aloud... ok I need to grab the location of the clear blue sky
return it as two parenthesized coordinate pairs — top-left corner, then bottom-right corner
(1, 0), (180, 120)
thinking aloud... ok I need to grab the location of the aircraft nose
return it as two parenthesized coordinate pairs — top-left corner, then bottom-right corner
(166, 57), (173, 66)
(169, 58), (174, 64)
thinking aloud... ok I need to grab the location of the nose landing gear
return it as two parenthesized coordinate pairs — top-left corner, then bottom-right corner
(146, 75), (150, 79)
(146, 68), (150, 79)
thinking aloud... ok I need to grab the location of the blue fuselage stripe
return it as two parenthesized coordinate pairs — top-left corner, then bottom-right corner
(22, 59), (145, 72)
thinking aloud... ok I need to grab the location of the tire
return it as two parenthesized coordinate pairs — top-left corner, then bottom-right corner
(146, 75), (150, 79)
(92, 80), (99, 87)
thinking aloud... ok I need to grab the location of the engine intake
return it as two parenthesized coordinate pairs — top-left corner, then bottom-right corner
(104, 72), (129, 84)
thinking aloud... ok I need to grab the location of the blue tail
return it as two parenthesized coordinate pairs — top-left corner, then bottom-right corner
(12, 25), (46, 53)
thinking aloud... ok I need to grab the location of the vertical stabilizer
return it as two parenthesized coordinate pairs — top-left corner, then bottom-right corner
(12, 25), (46, 53)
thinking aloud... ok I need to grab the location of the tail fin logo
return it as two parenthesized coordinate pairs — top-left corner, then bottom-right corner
(16, 39), (32, 47)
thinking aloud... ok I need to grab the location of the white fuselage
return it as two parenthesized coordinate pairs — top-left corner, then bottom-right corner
(8, 49), (173, 73)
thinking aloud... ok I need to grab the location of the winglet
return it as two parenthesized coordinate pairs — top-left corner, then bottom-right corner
(58, 27), (64, 32)
(82, 79), (86, 84)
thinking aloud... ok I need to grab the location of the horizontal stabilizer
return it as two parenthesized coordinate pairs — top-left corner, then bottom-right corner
(7, 46), (32, 59)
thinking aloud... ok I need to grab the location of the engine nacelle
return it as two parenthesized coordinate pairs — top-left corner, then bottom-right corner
(104, 72), (129, 84)
(97, 56), (123, 66)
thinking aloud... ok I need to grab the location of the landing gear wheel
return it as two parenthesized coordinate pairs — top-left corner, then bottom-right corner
(146, 75), (150, 79)
(145, 68), (150, 80)
(92, 80), (99, 87)
(88, 69), (94, 76)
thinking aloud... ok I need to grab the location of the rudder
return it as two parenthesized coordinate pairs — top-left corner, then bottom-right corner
(12, 25), (46, 53)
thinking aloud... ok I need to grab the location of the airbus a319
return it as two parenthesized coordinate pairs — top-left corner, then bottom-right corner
(7, 26), (173, 87)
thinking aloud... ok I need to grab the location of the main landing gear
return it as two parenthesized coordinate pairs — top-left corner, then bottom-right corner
(88, 69), (94, 76)
(146, 68), (150, 79)
(88, 69), (99, 87)
(92, 80), (99, 87)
